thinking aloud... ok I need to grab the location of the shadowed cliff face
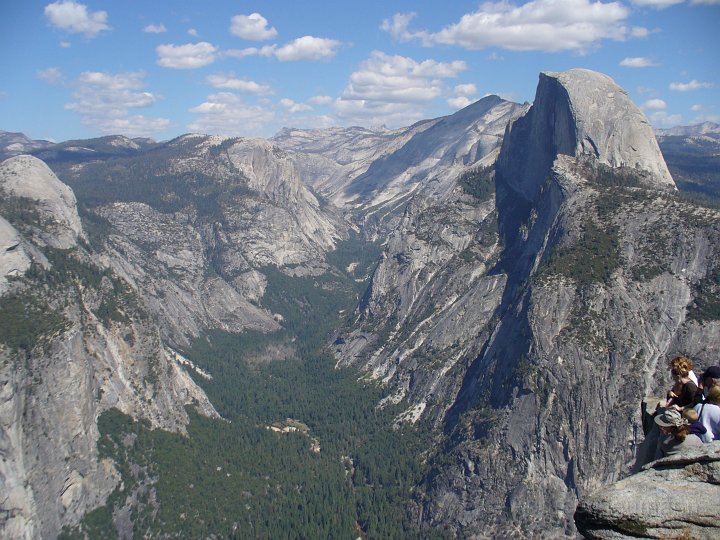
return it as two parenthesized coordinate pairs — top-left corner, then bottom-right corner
(337, 69), (720, 536)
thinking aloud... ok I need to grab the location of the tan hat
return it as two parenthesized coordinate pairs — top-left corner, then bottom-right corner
(654, 408), (686, 428)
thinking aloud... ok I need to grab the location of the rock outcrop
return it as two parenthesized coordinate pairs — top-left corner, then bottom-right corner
(0, 157), (219, 539)
(336, 68), (720, 536)
(575, 443), (720, 540)
(0, 155), (84, 248)
(0, 216), (30, 294)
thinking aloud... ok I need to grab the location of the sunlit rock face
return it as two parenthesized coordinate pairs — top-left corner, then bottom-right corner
(335, 68), (720, 537)
(0, 155), (84, 248)
(0, 158), (219, 539)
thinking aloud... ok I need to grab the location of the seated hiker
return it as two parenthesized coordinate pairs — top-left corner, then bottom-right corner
(682, 408), (707, 438)
(694, 385), (720, 443)
(654, 408), (703, 459)
(666, 356), (699, 409)
(699, 365), (720, 397)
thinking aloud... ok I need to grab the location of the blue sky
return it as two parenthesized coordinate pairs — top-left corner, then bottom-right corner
(1, 0), (718, 142)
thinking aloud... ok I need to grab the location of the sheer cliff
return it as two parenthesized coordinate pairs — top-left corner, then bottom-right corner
(335, 69), (720, 536)
(0, 156), (218, 539)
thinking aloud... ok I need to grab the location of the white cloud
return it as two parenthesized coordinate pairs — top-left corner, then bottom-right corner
(642, 98), (667, 109)
(649, 111), (682, 126)
(144, 23), (167, 34)
(230, 13), (277, 40)
(44, 0), (110, 38)
(692, 113), (720, 123)
(188, 28), (199, 37)
(188, 92), (275, 136)
(691, 104), (704, 112)
(156, 42), (217, 69)
(37, 67), (63, 85)
(380, 12), (422, 42)
(669, 80), (715, 91)
(448, 96), (472, 109)
(487, 52), (504, 61)
(274, 36), (341, 61)
(206, 74), (273, 95)
(630, 26), (650, 38)
(382, 1), (632, 52)
(309, 95), (333, 105)
(225, 45), (277, 59)
(334, 51), (467, 127)
(690, 0), (720, 4)
(620, 56), (658, 67)
(60, 41), (71, 48)
(632, 0), (684, 8)
(65, 71), (169, 137)
(280, 98), (313, 113)
(454, 83), (477, 96)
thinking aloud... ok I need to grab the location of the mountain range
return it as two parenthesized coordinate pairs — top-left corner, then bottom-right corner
(2, 69), (719, 538)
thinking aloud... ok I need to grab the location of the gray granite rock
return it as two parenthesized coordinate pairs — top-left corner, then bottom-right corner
(575, 443), (720, 539)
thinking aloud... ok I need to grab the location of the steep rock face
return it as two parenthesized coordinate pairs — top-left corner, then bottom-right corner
(338, 69), (720, 536)
(275, 97), (527, 235)
(51, 135), (348, 344)
(575, 444), (720, 539)
(497, 69), (675, 203)
(0, 155), (84, 248)
(0, 217), (30, 294)
(0, 161), (219, 539)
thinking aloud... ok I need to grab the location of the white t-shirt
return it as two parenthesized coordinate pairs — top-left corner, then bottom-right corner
(694, 401), (720, 443)
(689, 370), (699, 386)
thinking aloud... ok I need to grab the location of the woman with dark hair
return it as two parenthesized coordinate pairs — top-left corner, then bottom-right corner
(654, 408), (703, 458)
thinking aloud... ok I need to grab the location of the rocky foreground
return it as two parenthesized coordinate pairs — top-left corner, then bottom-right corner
(576, 443), (720, 539)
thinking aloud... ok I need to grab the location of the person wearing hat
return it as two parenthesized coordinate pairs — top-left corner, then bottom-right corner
(700, 365), (720, 395)
(694, 384), (720, 443)
(654, 408), (703, 459)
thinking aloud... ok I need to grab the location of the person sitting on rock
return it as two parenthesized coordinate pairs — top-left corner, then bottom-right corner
(666, 356), (699, 409)
(699, 365), (720, 396)
(693, 385), (720, 443)
(682, 408), (707, 438)
(654, 408), (703, 458)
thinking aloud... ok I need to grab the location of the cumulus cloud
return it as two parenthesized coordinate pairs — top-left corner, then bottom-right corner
(156, 42), (217, 69)
(690, 104), (704, 112)
(230, 13), (277, 40)
(280, 98), (313, 113)
(60, 41), (71, 48)
(448, 96), (472, 109)
(649, 111), (682, 126)
(382, 1), (633, 52)
(642, 98), (667, 109)
(188, 28), (199, 37)
(335, 51), (467, 127)
(454, 83), (477, 96)
(224, 45), (277, 59)
(65, 71), (169, 137)
(274, 36), (341, 61)
(188, 92), (275, 136)
(206, 74), (273, 95)
(309, 95), (333, 105)
(144, 23), (167, 34)
(37, 67), (64, 85)
(632, 0), (684, 8)
(669, 80), (715, 91)
(620, 56), (658, 67)
(44, 0), (110, 38)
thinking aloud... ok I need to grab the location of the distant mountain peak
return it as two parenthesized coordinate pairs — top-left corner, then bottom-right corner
(498, 68), (676, 201)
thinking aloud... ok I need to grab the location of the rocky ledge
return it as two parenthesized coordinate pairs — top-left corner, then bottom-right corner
(575, 443), (720, 539)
